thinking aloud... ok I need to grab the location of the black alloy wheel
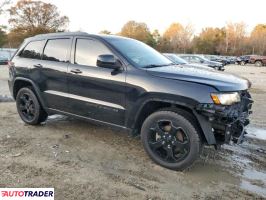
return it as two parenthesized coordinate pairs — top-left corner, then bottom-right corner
(141, 109), (202, 170)
(18, 92), (36, 121)
(148, 120), (190, 163)
(16, 87), (47, 125)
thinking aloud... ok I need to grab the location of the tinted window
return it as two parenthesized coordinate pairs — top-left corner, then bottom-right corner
(20, 40), (45, 59)
(43, 39), (71, 62)
(107, 38), (172, 68)
(75, 39), (111, 66)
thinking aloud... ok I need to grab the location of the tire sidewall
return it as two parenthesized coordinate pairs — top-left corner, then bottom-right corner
(16, 87), (41, 125)
(141, 111), (201, 170)
(255, 61), (262, 67)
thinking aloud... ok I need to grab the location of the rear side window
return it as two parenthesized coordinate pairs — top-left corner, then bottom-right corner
(20, 40), (45, 59)
(75, 39), (111, 66)
(43, 39), (71, 62)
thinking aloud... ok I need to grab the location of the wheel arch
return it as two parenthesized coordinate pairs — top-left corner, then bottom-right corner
(13, 78), (47, 111)
(131, 99), (216, 145)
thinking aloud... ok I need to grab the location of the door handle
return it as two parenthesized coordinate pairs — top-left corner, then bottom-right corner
(70, 69), (82, 74)
(33, 64), (43, 68)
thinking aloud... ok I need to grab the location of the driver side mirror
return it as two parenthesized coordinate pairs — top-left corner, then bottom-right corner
(97, 54), (121, 70)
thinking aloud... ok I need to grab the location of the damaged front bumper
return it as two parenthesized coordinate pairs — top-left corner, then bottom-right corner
(196, 90), (253, 145)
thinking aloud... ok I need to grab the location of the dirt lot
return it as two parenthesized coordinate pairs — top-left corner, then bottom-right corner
(0, 65), (265, 199)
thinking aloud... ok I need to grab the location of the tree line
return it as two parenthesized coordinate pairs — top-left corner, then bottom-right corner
(115, 21), (266, 56)
(0, 0), (69, 48)
(0, 0), (266, 56)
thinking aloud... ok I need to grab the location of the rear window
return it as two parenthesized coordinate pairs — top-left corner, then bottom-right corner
(19, 40), (45, 59)
(43, 39), (71, 62)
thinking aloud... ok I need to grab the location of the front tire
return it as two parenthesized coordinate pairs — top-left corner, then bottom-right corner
(16, 87), (47, 125)
(141, 109), (202, 171)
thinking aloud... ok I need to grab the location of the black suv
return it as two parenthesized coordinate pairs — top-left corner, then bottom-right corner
(236, 55), (251, 66)
(8, 32), (253, 170)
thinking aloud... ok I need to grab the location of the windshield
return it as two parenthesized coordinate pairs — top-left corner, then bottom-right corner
(106, 37), (172, 68)
(164, 54), (187, 64)
(196, 55), (209, 62)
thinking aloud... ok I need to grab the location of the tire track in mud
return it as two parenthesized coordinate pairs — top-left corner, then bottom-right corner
(0, 66), (266, 199)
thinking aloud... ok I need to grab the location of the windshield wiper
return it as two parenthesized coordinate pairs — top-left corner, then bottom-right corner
(142, 63), (174, 69)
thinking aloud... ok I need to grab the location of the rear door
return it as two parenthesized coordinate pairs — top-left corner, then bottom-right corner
(15, 39), (46, 78)
(38, 38), (72, 111)
(67, 37), (126, 126)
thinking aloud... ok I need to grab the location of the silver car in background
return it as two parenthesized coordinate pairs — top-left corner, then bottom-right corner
(163, 53), (215, 70)
(178, 54), (225, 71)
(0, 48), (17, 65)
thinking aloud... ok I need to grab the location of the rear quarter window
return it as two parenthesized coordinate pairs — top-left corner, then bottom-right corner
(43, 38), (71, 62)
(19, 40), (45, 59)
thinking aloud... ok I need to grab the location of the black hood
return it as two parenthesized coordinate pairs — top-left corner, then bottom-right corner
(146, 65), (251, 91)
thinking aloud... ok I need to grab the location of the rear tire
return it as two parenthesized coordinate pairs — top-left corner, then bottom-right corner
(255, 61), (262, 67)
(141, 108), (202, 171)
(16, 87), (47, 125)
(240, 61), (246, 66)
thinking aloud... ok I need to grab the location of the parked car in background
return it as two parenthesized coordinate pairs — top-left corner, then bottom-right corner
(0, 48), (17, 65)
(0, 55), (9, 65)
(225, 56), (238, 64)
(236, 55), (252, 66)
(203, 55), (230, 66)
(178, 54), (225, 71)
(249, 55), (266, 67)
(163, 53), (214, 70)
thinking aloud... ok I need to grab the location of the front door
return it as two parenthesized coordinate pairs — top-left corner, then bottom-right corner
(67, 38), (126, 126)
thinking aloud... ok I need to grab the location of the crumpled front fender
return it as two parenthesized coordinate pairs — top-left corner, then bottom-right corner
(194, 90), (253, 145)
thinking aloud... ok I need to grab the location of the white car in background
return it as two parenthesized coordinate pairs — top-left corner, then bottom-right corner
(163, 53), (215, 70)
(0, 48), (17, 64)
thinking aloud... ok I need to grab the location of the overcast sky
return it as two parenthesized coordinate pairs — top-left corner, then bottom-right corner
(1, 0), (265, 34)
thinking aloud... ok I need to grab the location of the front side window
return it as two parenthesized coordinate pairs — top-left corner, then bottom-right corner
(20, 40), (45, 59)
(43, 39), (71, 62)
(75, 38), (112, 66)
(106, 38), (172, 68)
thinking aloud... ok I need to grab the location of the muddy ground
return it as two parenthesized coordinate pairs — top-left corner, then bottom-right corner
(0, 65), (265, 199)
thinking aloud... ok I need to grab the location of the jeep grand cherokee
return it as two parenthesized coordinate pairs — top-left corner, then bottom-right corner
(8, 32), (253, 170)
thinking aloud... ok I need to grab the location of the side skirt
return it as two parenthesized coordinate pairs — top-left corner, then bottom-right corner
(47, 108), (131, 134)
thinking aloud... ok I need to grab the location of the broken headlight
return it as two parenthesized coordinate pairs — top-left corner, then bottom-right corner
(211, 92), (240, 105)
